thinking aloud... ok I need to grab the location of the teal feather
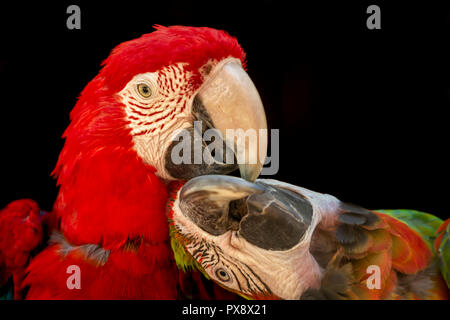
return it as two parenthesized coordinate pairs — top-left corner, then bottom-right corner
(0, 285), (13, 300)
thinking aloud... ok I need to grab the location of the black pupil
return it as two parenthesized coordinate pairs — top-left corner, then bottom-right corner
(215, 268), (229, 281)
(141, 85), (149, 95)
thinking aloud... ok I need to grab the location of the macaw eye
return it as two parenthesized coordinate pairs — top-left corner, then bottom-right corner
(137, 83), (152, 98)
(215, 268), (231, 282)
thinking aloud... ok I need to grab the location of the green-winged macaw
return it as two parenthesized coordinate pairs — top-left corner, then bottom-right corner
(0, 25), (268, 299)
(167, 175), (450, 300)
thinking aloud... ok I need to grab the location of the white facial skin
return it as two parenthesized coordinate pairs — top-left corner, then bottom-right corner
(171, 180), (342, 299)
(117, 57), (267, 182)
(118, 58), (229, 180)
(118, 62), (196, 180)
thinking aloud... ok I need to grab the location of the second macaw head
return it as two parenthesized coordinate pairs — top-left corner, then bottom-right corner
(167, 175), (348, 300)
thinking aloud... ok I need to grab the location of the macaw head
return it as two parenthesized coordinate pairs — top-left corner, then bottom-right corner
(167, 175), (346, 300)
(57, 25), (266, 184)
(54, 26), (267, 244)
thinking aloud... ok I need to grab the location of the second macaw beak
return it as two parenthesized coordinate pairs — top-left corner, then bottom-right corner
(178, 175), (314, 250)
(165, 58), (268, 182)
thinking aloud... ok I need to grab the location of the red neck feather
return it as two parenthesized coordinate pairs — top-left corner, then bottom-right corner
(52, 75), (169, 249)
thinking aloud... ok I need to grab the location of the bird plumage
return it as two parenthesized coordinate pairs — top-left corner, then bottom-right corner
(0, 25), (248, 299)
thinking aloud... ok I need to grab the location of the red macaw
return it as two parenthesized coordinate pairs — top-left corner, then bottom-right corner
(167, 175), (450, 300)
(0, 25), (268, 299)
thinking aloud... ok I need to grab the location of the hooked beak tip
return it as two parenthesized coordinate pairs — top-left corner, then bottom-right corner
(239, 163), (263, 182)
(196, 59), (268, 182)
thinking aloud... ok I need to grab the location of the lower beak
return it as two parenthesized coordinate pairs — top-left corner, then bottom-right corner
(196, 59), (268, 182)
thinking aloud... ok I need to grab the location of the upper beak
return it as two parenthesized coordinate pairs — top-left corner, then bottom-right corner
(196, 59), (268, 182)
(179, 175), (314, 250)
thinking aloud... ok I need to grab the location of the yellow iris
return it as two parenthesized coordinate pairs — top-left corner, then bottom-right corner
(137, 83), (152, 98)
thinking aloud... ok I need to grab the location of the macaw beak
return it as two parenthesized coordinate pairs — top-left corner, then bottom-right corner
(173, 175), (320, 300)
(178, 175), (314, 250)
(165, 59), (268, 182)
(196, 59), (268, 182)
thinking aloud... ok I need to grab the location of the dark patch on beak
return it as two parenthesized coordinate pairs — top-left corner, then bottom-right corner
(178, 175), (313, 251)
(165, 59), (269, 182)
(240, 183), (313, 250)
(192, 96), (214, 130)
(164, 96), (238, 180)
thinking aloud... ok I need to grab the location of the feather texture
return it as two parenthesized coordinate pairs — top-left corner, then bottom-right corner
(0, 199), (43, 299)
(314, 209), (449, 299)
(434, 219), (450, 288)
(2, 26), (248, 299)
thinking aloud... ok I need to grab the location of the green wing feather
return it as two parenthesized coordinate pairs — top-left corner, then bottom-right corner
(376, 209), (449, 289)
(169, 223), (209, 278)
(436, 221), (450, 288)
(375, 209), (442, 248)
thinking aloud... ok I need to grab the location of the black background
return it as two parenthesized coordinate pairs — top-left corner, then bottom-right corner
(0, 1), (448, 219)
